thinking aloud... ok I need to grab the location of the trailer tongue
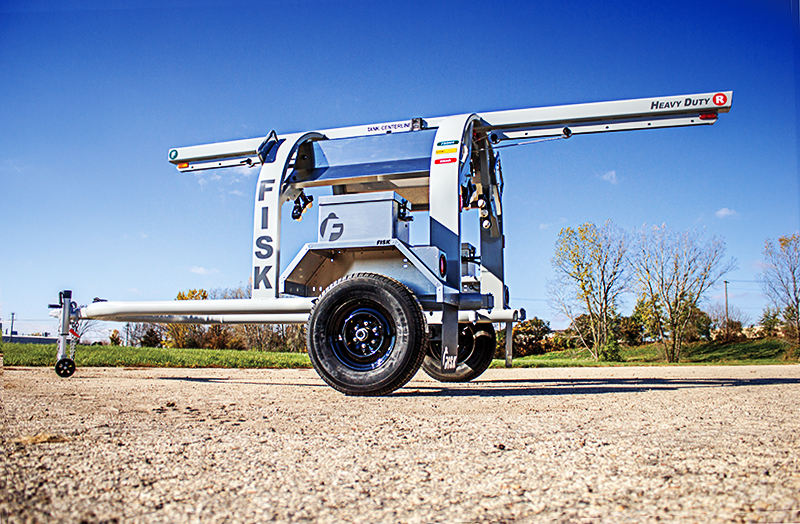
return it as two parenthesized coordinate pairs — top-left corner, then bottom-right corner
(54, 91), (732, 394)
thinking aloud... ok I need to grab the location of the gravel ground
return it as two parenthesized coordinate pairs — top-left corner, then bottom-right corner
(2, 364), (799, 524)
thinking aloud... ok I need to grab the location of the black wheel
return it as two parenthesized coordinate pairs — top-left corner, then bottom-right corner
(55, 358), (76, 378)
(307, 273), (427, 396)
(422, 323), (496, 382)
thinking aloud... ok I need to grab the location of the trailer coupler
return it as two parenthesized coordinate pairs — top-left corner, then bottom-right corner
(48, 290), (79, 378)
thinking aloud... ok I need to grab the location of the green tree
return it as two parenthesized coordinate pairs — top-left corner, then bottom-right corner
(759, 234), (800, 346)
(549, 220), (629, 360)
(616, 315), (644, 346)
(759, 307), (781, 337)
(683, 306), (712, 343)
(630, 225), (735, 362)
(108, 329), (121, 346)
(632, 296), (662, 342)
(141, 325), (165, 348)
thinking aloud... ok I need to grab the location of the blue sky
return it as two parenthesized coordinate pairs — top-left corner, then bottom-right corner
(1, 0), (797, 337)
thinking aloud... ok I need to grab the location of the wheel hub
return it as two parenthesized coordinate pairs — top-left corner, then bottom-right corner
(329, 305), (396, 370)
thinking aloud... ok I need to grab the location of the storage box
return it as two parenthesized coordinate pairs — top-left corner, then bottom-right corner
(317, 191), (410, 244)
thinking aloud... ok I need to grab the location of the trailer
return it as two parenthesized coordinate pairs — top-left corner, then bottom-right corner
(51, 91), (733, 394)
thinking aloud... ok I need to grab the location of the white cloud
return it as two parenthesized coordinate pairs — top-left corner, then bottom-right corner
(600, 170), (618, 184)
(190, 266), (219, 275)
(539, 223), (552, 230)
(195, 172), (222, 189)
(229, 189), (246, 197)
(715, 207), (738, 218)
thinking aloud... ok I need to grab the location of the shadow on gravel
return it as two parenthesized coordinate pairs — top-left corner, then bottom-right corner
(394, 377), (800, 398)
(157, 376), (330, 388)
(151, 374), (800, 397)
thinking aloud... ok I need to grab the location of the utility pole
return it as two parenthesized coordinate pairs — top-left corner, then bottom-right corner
(10, 312), (15, 343)
(724, 280), (729, 340)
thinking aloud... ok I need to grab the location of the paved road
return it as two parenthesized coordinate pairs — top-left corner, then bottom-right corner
(3, 365), (799, 523)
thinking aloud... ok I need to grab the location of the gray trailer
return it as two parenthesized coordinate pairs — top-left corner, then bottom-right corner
(52, 91), (733, 394)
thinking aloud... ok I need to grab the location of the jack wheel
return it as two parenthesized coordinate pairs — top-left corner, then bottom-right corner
(55, 358), (76, 378)
(422, 323), (496, 382)
(308, 273), (427, 396)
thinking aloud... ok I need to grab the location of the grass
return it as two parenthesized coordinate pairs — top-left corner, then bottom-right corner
(1, 343), (312, 369)
(492, 338), (797, 368)
(2, 338), (796, 370)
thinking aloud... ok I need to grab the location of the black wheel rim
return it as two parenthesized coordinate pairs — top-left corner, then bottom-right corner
(327, 303), (396, 371)
(428, 325), (476, 364)
(55, 358), (75, 378)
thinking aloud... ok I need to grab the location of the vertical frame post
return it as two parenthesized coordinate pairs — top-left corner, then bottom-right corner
(429, 114), (477, 371)
(56, 290), (72, 360)
(251, 133), (320, 299)
(505, 321), (513, 368)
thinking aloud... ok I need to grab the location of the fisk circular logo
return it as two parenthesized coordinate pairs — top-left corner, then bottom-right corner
(320, 213), (345, 242)
(713, 93), (727, 106)
(169, 149), (178, 160)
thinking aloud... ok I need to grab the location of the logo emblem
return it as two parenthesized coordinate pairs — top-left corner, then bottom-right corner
(320, 213), (345, 242)
(713, 93), (727, 106)
(169, 149), (178, 160)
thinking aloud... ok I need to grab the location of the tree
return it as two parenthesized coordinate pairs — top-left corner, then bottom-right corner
(73, 318), (101, 344)
(630, 225), (735, 362)
(616, 315), (644, 346)
(632, 295), (662, 343)
(109, 329), (121, 346)
(759, 307), (782, 337)
(683, 306), (712, 343)
(165, 289), (209, 349)
(707, 302), (750, 342)
(759, 234), (800, 346)
(549, 220), (629, 360)
(511, 317), (552, 357)
(210, 282), (289, 351)
(141, 325), (165, 348)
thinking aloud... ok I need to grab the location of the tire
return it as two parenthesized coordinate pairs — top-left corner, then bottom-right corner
(307, 273), (427, 396)
(422, 323), (496, 382)
(55, 358), (76, 378)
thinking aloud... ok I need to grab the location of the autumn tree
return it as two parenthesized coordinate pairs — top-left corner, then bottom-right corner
(630, 225), (735, 362)
(165, 289), (209, 349)
(759, 234), (800, 346)
(511, 317), (552, 357)
(549, 220), (629, 360)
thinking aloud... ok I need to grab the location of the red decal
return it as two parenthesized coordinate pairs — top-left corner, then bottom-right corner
(69, 328), (80, 338)
(713, 93), (727, 106)
(434, 158), (457, 165)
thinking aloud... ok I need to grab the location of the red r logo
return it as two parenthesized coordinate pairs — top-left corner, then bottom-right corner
(713, 93), (727, 106)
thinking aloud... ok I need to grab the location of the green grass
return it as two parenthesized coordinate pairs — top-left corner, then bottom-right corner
(2, 338), (796, 371)
(1, 343), (312, 369)
(491, 338), (797, 368)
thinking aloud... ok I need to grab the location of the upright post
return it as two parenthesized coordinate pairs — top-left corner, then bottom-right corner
(9, 312), (15, 343)
(724, 280), (730, 339)
(428, 114), (476, 372)
(56, 291), (72, 360)
(505, 322), (513, 368)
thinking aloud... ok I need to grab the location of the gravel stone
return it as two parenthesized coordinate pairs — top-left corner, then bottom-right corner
(2, 365), (799, 523)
